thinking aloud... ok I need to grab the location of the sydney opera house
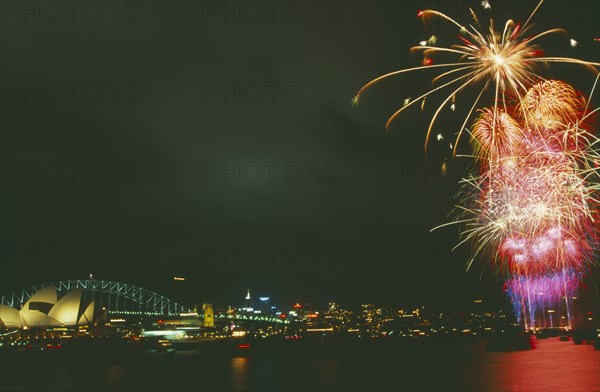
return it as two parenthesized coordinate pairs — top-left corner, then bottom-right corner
(0, 286), (95, 330)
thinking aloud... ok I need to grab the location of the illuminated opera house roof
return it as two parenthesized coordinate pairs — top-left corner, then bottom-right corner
(0, 286), (94, 329)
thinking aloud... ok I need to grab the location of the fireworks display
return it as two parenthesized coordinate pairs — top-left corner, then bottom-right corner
(355, 0), (599, 330)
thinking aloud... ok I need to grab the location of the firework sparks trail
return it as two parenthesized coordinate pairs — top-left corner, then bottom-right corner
(506, 269), (583, 330)
(465, 79), (600, 328)
(353, 0), (600, 155)
(355, 1), (600, 330)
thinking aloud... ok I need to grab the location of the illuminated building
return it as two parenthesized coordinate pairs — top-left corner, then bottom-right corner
(257, 296), (272, 315)
(0, 286), (94, 329)
(242, 289), (254, 312)
(323, 302), (353, 331)
(202, 303), (214, 328)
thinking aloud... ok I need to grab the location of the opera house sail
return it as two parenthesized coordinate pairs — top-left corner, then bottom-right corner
(0, 286), (94, 330)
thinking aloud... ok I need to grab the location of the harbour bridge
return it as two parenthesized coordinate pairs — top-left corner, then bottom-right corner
(1, 279), (289, 324)
(1, 279), (191, 316)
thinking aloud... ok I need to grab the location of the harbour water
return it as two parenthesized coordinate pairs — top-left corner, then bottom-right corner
(1, 338), (598, 391)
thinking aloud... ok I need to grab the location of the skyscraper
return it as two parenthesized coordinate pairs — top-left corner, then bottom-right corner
(243, 289), (254, 312)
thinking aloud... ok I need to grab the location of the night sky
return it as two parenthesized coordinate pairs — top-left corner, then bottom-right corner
(1, 0), (599, 312)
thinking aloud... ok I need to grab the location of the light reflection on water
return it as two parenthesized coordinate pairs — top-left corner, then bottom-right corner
(106, 364), (125, 392)
(231, 357), (249, 391)
(1, 338), (598, 392)
(312, 360), (338, 387)
(463, 339), (600, 392)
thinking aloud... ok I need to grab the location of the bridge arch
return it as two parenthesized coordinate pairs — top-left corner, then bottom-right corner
(1, 280), (191, 316)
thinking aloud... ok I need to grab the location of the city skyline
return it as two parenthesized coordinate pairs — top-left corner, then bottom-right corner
(2, 275), (598, 319)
